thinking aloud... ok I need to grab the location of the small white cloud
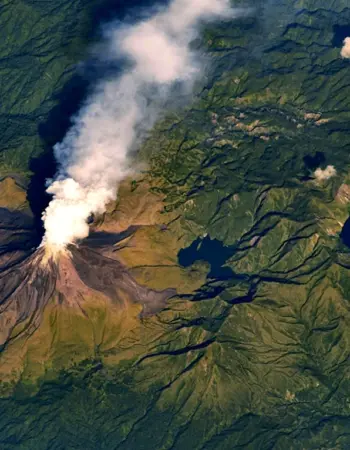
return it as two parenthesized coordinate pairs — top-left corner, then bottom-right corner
(341, 37), (350, 59)
(314, 165), (337, 181)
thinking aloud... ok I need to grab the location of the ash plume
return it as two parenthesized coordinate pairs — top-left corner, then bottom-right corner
(41, 0), (238, 256)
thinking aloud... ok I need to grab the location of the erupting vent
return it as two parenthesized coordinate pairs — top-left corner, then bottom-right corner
(0, 209), (175, 349)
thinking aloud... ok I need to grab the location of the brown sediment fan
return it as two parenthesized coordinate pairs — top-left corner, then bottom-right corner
(0, 208), (175, 350)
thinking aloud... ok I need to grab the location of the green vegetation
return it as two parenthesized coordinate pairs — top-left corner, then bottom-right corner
(1, 0), (350, 448)
(0, 0), (103, 172)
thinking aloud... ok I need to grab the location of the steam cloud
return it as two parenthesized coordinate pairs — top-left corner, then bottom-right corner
(41, 0), (237, 255)
(341, 37), (350, 59)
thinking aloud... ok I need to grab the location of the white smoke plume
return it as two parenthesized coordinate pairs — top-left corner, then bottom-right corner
(341, 37), (350, 59)
(41, 0), (238, 256)
(314, 165), (337, 182)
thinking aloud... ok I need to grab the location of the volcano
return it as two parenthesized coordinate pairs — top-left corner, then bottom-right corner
(0, 207), (175, 351)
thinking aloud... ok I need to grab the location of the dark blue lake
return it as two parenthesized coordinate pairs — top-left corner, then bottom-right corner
(178, 235), (235, 278)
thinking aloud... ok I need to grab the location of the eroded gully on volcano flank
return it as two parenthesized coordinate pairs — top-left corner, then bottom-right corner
(0, 207), (176, 350)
